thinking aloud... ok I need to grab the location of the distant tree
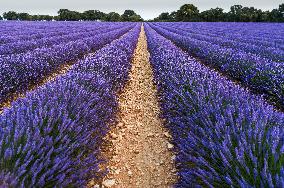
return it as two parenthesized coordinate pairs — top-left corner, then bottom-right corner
(121, 10), (135, 21)
(3, 11), (18, 20)
(94, 10), (106, 21)
(3, 11), (54, 21)
(129, 14), (143, 21)
(176, 4), (200, 21)
(228, 5), (243, 21)
(259, 11), (270, 22)
(0, 15), (2, 20)
(154, 12), (172, 22)
(121, 10), (143, 21)
(53, 16), (60, 21)
(170, 11), (177, 21)
(227, 5), (267, 22)
(70, 11), (81, 21)
(58, 9), (69, 20)
(82, 10), (94, 20)
(268, 3), (284, 22)
(241, 7), (263, 22)
(42, 15), (53, 21)
(280, 3), (284, 22)
(30, 15), (39, 21)
(82, 10), (106, 21)
(33, 15), (53, 21)
(252, 8), (264, 22)
(280, 3), (284, 13)
(200, 7), (225, 22)
(105, 12), (121, 21)
(17, 13), (31, 20)
(58, 9), (82, 21)
(268, 9), (282, 22)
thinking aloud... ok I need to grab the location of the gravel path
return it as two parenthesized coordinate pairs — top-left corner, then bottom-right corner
(99, 25), (176, 188)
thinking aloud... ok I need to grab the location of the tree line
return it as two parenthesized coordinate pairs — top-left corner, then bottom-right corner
(0, 9), (143, 22)
(0, 3), (283, 22)
(153, 4), (284, 22)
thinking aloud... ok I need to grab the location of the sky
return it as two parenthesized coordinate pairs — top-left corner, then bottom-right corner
(0, 0), (282, 19)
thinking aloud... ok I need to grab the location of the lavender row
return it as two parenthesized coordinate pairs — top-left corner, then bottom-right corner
(154, 23), (284, 62)
(149, 23), (284, 110)
(145, 24), (284, 188)
(156, 23), (284, 47)
(151, 23), (284, 64)
(0, 23), (140, 187)
(0, 24), (135, 104)
(158, 22), (284, 49)
(0, 21), (112, 44)
(0, 24), (124, 56)
(0, 30), (67, 45)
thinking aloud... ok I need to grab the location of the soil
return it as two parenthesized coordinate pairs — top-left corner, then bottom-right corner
(89, 24), (177, 188)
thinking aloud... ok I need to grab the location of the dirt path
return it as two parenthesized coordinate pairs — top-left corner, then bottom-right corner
(97, 25), (176, 188)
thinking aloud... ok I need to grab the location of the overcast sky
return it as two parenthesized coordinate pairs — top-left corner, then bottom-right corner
(0, 0), (282, 19)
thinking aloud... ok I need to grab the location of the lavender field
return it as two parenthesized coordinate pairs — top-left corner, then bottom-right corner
(0, 21), (283, 187)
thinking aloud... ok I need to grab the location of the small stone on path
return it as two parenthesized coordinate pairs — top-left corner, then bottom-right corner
(102, 179), (115, 187)
(167, 143), (174, 149)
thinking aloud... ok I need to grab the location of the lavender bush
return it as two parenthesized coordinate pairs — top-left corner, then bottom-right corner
(0, 23), (125, 56)
(155, 22), (284, 51)
(155, 23), (284, 62)
(149, 23), (284, 110)
(0, 172), (18, 187)
(0, 23), (140, 187)
(0, 24), (135, 104)
(0, 21), (116, 44)
(145, 24), (284, 188)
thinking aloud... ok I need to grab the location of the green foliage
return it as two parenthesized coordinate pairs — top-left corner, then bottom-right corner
(105, 12), (121, 22)
(58, 9), (82, 21)
(153, 3), (284, 22)
(227, 5), (264, 22)
(3, 11), (18, 20)
(121, 10), (135, 21)
(268, 4), (284, 22)
(17, 13), (31, 20)
(176, 4), (200, 21)
(3, 11), (54, 21)
(82, 10), (106, 21)
(23, 14), (53, 21)
(121, 10), (143, 21)
(153, 12), (173, 22)
(200, 8), (225, 22)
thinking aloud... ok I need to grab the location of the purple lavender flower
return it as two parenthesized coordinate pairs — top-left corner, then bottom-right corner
(144, 23), (284, 187)
(0, 23), (141, 187)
